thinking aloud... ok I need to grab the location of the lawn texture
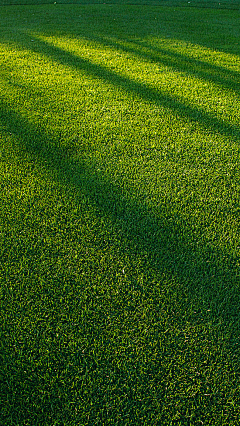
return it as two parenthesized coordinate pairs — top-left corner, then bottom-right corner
(0, 3), (240, 425)
(0, 0), (240, 9)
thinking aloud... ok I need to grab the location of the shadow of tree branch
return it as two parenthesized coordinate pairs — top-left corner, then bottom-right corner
(12, 31), (240, 143)
(86, 33), (240, 96)
(1, 98), (239, 326)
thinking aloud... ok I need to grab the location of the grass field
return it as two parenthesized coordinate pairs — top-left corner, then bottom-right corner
(0, 0), (240, 8)
(0, 2), (240, 425)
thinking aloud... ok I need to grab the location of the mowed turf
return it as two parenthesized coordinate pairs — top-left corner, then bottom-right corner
(0, 3), (240, 425)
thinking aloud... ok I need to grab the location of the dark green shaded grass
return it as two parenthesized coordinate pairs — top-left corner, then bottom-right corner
(0, 0), (240, 10)
(0, 4), (240, 425)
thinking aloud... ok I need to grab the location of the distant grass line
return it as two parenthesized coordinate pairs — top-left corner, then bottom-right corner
(0, 0), (240, 10)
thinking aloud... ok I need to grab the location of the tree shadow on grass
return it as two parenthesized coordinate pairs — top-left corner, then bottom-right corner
(0, 28), (239, 323)
(86, 33), (240, 96)
(1, 14), (240, 423)
(1, 91), (240, 423)
(1, 97), (239, 324)
(6, 31), (240, 143)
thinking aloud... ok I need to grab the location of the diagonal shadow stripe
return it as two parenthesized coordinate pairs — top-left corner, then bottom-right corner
(1, 98), (239, 326)
(2, 31), (239, 142)
(85, 33), (240, 96)
(1, 8), (240, 422)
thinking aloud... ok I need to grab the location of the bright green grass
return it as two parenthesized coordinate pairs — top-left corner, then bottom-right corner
(0, 3), (240, 425)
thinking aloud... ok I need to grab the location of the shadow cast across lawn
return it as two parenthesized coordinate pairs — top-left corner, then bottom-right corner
(1, 6), (240, 421)
(1, 96), (240, 423)
(1, 98), (239, 325)
(1, 96), (240, 425)
(7, 31), (240, 144)
(0, 27), (239, 324)
(85, 33), (240, 96)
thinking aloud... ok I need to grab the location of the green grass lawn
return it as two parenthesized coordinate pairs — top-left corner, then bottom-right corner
(0, 2), (240, 425)
(0, 0), (240, 8)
